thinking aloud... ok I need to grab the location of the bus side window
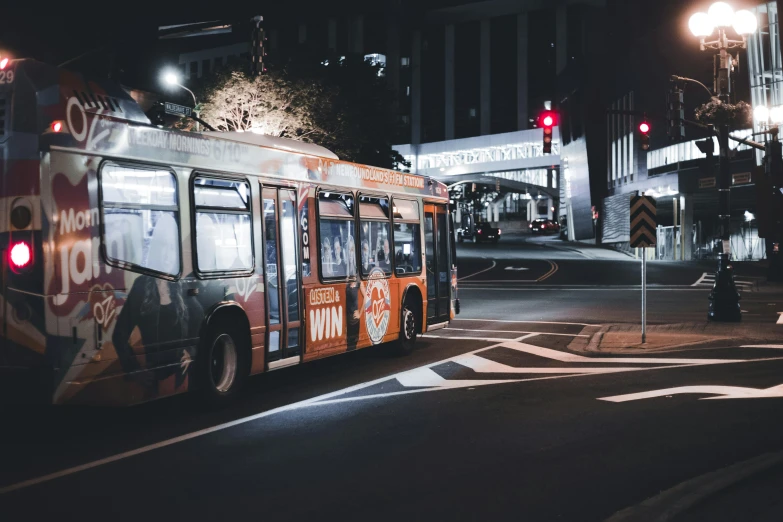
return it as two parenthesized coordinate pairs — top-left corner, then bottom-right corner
(318, 191), (355, 280)
(392, 199), (421, 275)
(100, 163), (181, 276)
(359, 195), (391, 277)
(193, 176), (253, 273)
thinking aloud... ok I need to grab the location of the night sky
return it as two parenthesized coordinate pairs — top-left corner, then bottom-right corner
(0, 0), (759, 105)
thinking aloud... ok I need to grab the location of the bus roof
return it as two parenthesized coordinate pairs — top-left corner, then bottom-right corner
(4, 59), (448, 200)
(202, 131), (339, 160)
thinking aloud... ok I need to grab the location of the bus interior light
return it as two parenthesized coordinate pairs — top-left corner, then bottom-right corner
(10, 242), (31, 269)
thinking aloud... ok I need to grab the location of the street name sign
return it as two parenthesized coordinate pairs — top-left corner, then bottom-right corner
(630, 194), (657, 248)
(164, 102), (193, 118)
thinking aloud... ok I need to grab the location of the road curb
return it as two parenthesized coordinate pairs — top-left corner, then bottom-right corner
(567, 321), (783, 355)
(605, 450), (783, 522)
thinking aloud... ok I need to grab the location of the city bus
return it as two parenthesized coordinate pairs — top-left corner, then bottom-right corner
(0, 59), (458, 406)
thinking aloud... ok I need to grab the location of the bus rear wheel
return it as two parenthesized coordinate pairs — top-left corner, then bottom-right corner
(394, 299), (419, 355)
(197, 321), (248, 403)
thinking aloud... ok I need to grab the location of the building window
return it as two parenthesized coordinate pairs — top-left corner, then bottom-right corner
(401, 57), (410, 67)
(100, 164), (180, 276)
(193, 177), (253, 273)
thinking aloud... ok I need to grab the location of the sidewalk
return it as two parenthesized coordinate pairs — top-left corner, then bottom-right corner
(569, 320), (783, 354)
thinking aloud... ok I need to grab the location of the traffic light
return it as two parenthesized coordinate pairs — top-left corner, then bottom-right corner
(667, 82), (685, 141)
(540, 111), (556, 154)
(145, 102), (167, 126)
(639, 121), (651, 151)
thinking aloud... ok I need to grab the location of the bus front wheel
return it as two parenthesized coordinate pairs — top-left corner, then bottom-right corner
(197, 320), (248, 403)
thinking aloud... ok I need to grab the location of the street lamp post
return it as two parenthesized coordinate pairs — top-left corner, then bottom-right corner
(163, 71), (200, 131)
(688, 2), (757, 322)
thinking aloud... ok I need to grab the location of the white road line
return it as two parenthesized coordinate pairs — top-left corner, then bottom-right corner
(452, 318), (600, 327)
(422, 335), (518, 342)
(457, 259), (497, 281)
(395, 367), (518, 388)
(742, 345), (783, 349)
(600, 383), (783, 402)
(459, 286), (710, 292)
(444, 327), (589, 337)
(778, 313), (783, 325)
(310, 359), (783, 408)
(453, 354), (642, 374)
(2, 331), (769, 496)
(499, 341), (747, 365)
(0, 333), (540, 495)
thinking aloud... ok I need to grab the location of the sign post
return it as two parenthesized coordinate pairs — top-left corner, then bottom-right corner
(630, 193), (657, 344)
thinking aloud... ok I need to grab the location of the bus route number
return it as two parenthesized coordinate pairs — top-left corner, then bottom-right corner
(0, 70), (14, 85)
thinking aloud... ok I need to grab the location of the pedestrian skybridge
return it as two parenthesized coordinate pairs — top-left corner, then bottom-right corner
(394, 127), (560, 198)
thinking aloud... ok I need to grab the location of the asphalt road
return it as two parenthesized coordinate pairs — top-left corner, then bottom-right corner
(2, 236), (783, 521)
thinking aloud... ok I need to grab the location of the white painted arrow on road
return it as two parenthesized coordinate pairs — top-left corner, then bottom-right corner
(599, 384), (783, 402)
(504, 266), (529, 271)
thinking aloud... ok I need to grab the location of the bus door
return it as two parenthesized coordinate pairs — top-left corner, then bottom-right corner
(262, 186), (302, 369)
(424, 203), (451, 326)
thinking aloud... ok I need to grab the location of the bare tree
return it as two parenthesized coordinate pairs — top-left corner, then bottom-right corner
(197, 66), (336, 142)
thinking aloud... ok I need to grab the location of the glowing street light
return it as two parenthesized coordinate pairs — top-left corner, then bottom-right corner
(732, 9), (758, 36)
(688, 12), (714, 38)
(685, 2), (759, 322)
(689, 2), (757, 51)
(707, 2), (734, 28)
(161, 69), (199, 131)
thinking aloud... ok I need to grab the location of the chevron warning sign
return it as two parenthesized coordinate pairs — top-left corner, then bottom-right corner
(630, 194), (657, 248)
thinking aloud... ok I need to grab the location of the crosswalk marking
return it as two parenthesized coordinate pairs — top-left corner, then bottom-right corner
(692, 272), (756, 289)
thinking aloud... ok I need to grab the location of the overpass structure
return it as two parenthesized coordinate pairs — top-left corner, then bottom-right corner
(395, 127), (561, 226)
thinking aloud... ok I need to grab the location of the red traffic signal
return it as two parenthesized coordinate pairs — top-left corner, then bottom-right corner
(539, 111), (556, 128)
(639, 120), (651, 151)
(540, 111), (556, 154)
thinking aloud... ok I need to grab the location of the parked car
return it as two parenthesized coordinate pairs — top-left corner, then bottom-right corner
(472, 223), (501, 243)
(530, 218), (560, 235)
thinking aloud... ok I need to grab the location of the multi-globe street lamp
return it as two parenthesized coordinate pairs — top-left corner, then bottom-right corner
(687, 2), (757, 321)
